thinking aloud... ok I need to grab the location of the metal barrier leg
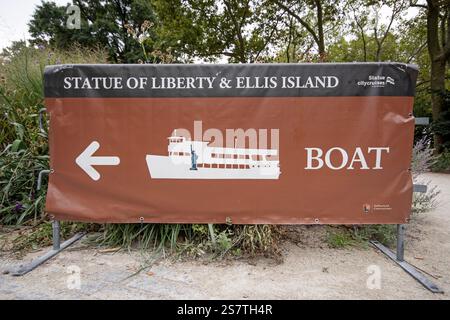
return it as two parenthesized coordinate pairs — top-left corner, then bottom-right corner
(396, 224), (404, 262)
(208, 224), (216, 245)
(10, 231), (85, 276)
(371, 221), (443, 293)
(6, 170), (86, 276)
(53, 220), (61, 250)
(371, 184), (444, 293)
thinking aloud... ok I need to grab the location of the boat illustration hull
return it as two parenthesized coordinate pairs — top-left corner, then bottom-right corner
(146, 155), (280, 179)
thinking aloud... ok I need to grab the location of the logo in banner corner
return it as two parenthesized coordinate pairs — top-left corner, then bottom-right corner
(357, 75), (395, 88)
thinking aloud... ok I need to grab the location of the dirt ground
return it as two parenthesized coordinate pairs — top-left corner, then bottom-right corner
(0, 173), (449, 300)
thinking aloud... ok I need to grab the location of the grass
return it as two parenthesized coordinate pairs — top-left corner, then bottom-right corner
(93, 223), (281, 259)
(326, 225), (397, 249)
(326, 227), (357, 248)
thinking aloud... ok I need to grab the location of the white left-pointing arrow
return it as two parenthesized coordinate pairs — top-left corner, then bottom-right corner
(75, 141), (120, 181)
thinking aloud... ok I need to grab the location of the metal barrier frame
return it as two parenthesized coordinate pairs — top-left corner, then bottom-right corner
(8, 108), (85, 276)
(10, 170), (85, 276)
(7, 116), (444, 293)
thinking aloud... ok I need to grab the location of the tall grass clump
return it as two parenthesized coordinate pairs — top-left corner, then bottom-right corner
(0, 43), (107, 225)
(411, 137), (440, 213)
(96, 223), (281, 259)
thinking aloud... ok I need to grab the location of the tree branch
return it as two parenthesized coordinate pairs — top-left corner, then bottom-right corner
(273, 0), (321, 49)
(407, 41), (428, 63)
(409, 0), (428, 9)
(253, 10), (285, 62)
(349, 3), (367, 62)
(224, 0), (248, 62)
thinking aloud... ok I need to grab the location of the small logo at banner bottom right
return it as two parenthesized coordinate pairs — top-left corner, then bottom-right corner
(363, 203), (393, 214)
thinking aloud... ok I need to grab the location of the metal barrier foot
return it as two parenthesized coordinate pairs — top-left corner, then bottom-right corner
(370, 240), (443, 293)
(10, 232), (85, 276)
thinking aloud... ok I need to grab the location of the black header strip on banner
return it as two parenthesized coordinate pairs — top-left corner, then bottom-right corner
(44, 62), (418, 98)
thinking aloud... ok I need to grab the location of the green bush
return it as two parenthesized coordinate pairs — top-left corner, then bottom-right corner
(0, 44), (107, 225)
(432, 150), (450, 172)
(430, 90), (450, 152)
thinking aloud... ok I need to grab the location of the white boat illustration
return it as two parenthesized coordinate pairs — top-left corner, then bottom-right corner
(146, 135), (280, 179)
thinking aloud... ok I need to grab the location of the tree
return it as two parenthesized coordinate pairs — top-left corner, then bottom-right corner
(271, 0), (343, 61)
(410, 0), (450, 153)
(28, 1), (88, 49)
(1, 40), (28, 59)
(28, 0), (159, 63)
(273, 16), (318, 62)
(345, 0), (410, 62)
(152, 0), (285, 63)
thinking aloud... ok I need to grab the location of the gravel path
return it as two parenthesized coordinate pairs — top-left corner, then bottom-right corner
(1, 173), (449, 300)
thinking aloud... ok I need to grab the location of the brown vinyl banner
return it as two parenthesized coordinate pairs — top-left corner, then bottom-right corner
(44, 63), (418, 224)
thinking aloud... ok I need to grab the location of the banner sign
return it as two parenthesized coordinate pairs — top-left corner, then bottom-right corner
(44, 63), (418, 224)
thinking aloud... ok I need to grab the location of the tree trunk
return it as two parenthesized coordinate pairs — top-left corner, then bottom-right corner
(430, 58), (446, 152)
(315, 0), (326, 60)
(275, 0), (326, 61)
(426, 0), (447, 153)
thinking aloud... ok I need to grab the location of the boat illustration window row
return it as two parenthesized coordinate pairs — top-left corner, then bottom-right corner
(169, 152), (190, 156)
(194, 163), (278, 169)
(211, 153), (252, 159)
(197, 164), (252, 169)
(210, 153), (269, 161)
(168, 151), (274, 161)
